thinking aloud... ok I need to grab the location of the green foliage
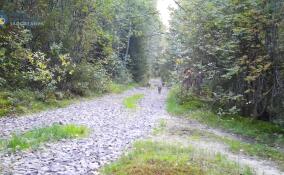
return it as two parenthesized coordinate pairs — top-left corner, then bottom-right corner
(68, 63), (111, 96)
(167, 87), (205, 115)
(167, 88), (284, 147)
(0, 28), (33, 88)
(101, 141), (253, 175)
(0, 89), (73, 117)
(123, 94), (144, 109)
(108, 83), (137, 94)
(166, 87), (190, 115)
(152, 119), (167, 135)
(111, 58), (133, 84)
(191, 110), (284, 147)
(222, 139), (284, 169)
(0, 81), (138, 117)
(165, 0), (284, 123)
(0, 124), (89, 152)
(182, 126), (284, 169)
(0, 0), (161, 116)
(0, 92), (12, 116)
(167, 88), (284, 166)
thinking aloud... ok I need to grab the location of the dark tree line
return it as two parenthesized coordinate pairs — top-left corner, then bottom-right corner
(0, 0), (162, 116)
(0, 0), (161, 89)
(161, 0), (284, 124)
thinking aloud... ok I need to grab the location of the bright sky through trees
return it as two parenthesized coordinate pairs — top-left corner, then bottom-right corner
(156, 0), (176, 28)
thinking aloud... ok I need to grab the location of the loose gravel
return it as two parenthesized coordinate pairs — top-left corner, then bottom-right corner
(1, 87), (282, 175)
(0, 88), (169, 175)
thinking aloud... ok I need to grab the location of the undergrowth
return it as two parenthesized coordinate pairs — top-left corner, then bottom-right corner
(123, 94), (144, 109)
(101, 141), (253, 175)
(0, 124), (89, 152)
(0, 90), (74, 117)
(166, 87), (284, 167)
(0, 82), (135, 117)
(153, 119), (167, 135)
(108, 83), (137, 94)
(182, 127), (284, 170)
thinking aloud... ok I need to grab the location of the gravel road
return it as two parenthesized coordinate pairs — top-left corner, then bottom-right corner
(0, 88), (169, 175)
(0, 87), (282, 175)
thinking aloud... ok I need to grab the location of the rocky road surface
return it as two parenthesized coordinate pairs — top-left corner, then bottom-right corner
(0, 88), (169, 175)
(0, 87), (283, 175)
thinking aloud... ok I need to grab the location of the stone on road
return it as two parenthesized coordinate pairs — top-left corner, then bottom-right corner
(1, 87), (281, 175)
(0, 88), (168, 175)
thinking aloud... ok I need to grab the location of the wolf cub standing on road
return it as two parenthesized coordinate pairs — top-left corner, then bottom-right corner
(158, 83), (162, 94)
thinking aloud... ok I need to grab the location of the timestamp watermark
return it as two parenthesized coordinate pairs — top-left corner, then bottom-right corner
(0, 10), (43, 27)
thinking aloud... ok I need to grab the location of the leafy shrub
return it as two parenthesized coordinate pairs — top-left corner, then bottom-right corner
(0, 78), (7, 88)
(67, 63), (111, 96)
(0, 89), (71, 117)
(25, 51), (54, 89)
(175, 87), (205, 109)
(113, 67), (132, 84)
(167, 87), (206, 115)
(108, 83), (136, 94)
(0, 91), (13, 116)
(104, 54), (133, 84)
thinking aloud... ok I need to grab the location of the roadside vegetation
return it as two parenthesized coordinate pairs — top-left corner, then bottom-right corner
(101, 141), (253, 175)
(0, 124), (89, 152)
(108, 83), (138, 94)
(0, 0), (283, 174)
(160, 0), (284, 124)
(157, 0), (284, 171)
(0, 0), (162, 118)
(0, 82), (137, 117)
(167, 87), (284, 169)
(0, 90), (73, 117)
(152, 119), (167, 135)
(123, 94), (144, 109)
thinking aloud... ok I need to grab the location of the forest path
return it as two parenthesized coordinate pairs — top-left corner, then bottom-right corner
(0, 88), (169, 175)
(0, 88), (283, 175)
(150, 117), (284, 175)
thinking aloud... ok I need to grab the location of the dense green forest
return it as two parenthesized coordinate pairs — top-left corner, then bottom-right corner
(0, 0), (162, 116)
(160, 0), (284, 125)
(1, 0), (284, 174)
(1, 0), (283, 124)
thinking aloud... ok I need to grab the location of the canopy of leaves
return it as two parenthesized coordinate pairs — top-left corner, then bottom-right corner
(0, 0), (162, 91)
(162, 0), (284, 124)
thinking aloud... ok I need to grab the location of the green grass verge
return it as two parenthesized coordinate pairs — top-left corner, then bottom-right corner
(0, 90), (77, 117)
(189, 110), (284, 146)
(0, 83), (136, 117)
(166, 87), (206, 115)
(0, 124), (89, 152)
(181, 127), (284, 170)
(166, 87), (284, 166)
(223, 138), (284, 169)
(123, 94), (144, 109)
(152, 119), (167, 135)
(22, 99), (73, 115)
(108, 83), (137, 94)
(101, 141), (253, 175)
